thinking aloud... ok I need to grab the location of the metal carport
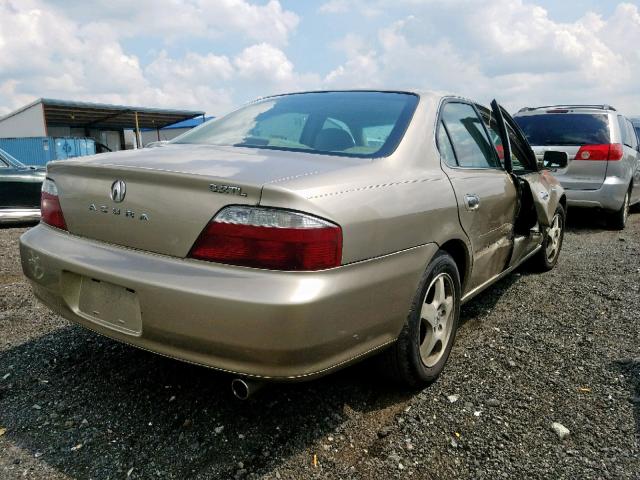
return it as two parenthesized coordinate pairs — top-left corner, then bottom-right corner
(38, 98), (205, 148)
(0, 98), (205, 151)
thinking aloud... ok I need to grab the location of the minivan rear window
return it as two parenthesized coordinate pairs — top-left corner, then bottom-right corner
(173, 91), (419, 158)
(514, 114), (610, 146)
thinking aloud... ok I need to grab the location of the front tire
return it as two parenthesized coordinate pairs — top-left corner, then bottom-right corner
(380, 251), (461, 387)
(530, 204), (565, 272)
(609, 190), (630, 231)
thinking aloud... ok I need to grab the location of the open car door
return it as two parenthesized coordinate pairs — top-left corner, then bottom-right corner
(490, 100), (561, 228)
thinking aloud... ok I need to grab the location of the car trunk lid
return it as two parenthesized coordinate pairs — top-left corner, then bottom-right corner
(46, 144), (359, 257)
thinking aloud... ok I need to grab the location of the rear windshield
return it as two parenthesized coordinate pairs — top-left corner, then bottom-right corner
(514, 113), (610, 146)
(173, 91), (418, 158)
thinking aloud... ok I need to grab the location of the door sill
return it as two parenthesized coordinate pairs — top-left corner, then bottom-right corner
(461, 244), (541, 304)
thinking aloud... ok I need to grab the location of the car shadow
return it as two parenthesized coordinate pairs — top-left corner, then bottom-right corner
(614, 357), (640, 438)
(565, 207), (615, 232)
(0, 221), (37, 230)
(0, 265), (530, 478)
(459, 272), (521, 329)
(0, 325), (413, 479)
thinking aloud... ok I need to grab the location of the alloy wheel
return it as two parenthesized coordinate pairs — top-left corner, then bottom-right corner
(545, 213), (563, 263)
(419, 273), (455, 368)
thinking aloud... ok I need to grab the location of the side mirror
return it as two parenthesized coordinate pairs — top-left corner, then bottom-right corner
(543, 151), (568, 169)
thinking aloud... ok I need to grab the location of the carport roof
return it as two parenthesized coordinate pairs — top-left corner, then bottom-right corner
(1, 98), (205, 130)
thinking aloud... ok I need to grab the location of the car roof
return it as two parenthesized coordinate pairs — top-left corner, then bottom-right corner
(515, 105), (618, 116)
(257, 89), (454, 103)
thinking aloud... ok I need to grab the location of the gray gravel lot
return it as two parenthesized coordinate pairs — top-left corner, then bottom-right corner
(1, 211), (639, 479)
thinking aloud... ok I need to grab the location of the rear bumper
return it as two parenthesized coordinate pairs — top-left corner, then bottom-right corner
(565, 175), (629, 211)
(19, 225), (434, 380)
(0, 208), (40, 224)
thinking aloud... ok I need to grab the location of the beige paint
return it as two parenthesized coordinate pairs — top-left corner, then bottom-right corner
(20, 91), (564, 380)
(21, 225), (435, 379)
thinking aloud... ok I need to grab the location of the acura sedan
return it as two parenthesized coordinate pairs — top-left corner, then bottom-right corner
(19, 91), (566, 395)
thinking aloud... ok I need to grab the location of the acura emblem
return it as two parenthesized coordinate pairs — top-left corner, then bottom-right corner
(110, 180), (126, 203)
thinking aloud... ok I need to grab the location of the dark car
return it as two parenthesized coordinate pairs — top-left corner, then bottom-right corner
(631, 117), (640, 142)
(0, 147), (46, 224)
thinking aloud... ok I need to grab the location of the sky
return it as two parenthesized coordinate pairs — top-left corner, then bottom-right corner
(0, 0), (638, 117)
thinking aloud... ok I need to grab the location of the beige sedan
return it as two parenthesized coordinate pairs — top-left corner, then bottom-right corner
(19, 91), (565, 396)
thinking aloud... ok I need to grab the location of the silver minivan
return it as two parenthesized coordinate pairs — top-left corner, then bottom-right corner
(514, 105), (640, 229)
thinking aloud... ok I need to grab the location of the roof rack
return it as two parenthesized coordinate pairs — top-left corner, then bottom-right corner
(518, 104), (617, 112)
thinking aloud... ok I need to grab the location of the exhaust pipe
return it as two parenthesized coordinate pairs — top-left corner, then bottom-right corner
(231, 378), (264, 400)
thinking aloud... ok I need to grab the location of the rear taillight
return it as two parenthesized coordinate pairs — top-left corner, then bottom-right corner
(41, 178), (67, 230)
(574, 143), (623, 161)
(188, 206), (343, 271)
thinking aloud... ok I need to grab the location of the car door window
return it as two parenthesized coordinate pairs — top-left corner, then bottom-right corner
(482, 116), (527, 171)
(625, 119), (637, 149)
(441, 102), (499, 168)
(0, 157), (8, 168)
(618, 116), (632, 148)
(436, 122), (457, 166)
(634, 124), (640, 143)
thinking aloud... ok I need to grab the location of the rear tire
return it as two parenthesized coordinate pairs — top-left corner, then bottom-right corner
(529, 204), (565, 272)
(379, 251), (461, 388)
(609, 190), (630, 231)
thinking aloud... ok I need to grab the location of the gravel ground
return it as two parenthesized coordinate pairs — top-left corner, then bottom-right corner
(1, 211), (639, 479)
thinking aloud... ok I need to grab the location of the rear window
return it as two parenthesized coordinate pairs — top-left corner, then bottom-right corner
(173, 91), (418, 158)
(514, 113), (610, 146)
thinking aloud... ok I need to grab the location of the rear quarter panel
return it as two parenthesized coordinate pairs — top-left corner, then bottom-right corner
(259, 95), (469, 265)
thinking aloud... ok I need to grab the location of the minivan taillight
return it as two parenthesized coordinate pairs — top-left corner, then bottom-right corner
(574, 143), (623, 161)
(188, 206), (342, 271)
(41, 178), (67, 230)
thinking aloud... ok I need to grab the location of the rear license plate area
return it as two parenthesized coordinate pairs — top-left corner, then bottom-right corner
(76, 276), (142, 335)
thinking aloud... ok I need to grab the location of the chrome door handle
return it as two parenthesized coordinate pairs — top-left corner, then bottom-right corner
(464, 194), (480, 211)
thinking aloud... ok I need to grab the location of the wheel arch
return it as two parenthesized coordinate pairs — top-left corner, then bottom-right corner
(439, 238), (471, 294)
(559, 194), (567, 212)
